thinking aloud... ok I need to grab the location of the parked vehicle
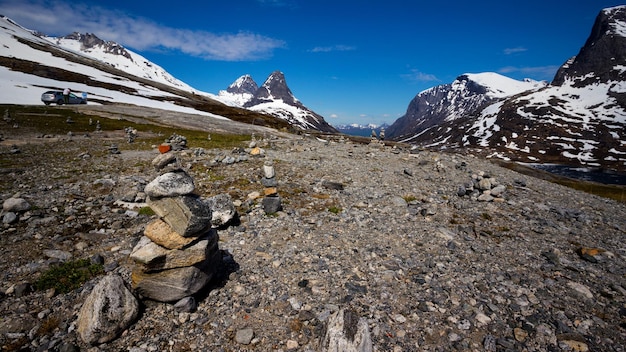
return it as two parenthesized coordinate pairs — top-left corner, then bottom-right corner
(41, 91), (87, 105)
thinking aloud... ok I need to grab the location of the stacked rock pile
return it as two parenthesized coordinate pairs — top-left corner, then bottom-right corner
(261, 160), (282, 213)
(130, 151), (222, 302)
(457, 170), (508, 202)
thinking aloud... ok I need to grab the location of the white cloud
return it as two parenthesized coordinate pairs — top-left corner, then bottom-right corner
(329, 113), (339, 118)
(0, 0), (286, 61)
(503, 47), (528, 55)
(309, 45), (356, 53)
(401, 69), (439, 82)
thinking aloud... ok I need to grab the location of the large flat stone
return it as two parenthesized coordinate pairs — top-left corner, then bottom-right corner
(144, 218), (195, 249)
(144, 171), (195, 198)
(147, 195), (212, 237)
(131, 252), (222, 302)
(130, 230), (219, 272)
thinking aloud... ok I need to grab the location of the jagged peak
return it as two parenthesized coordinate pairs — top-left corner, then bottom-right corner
(226, 74), (258, 95)
(56, 32), (132, 60)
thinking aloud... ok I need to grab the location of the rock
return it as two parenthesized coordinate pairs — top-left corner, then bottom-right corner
(131, 254), (221, 302)
(322, 180), (345, 191)
(262, 196), (282, 213)
(77, 274), (139, 345)
(130, 231), (218, 272)
(264, 187), (278, 196)
(2, 212), (17, 224)
(456, 185), (467, 197)
(263, 162), (275, 179)
(490, 185), (506, 197)
(203, 194), (237, 228)
(144, 171), (195, 198)
(43, 249), (72, 261)
(478, 178), (492, 191)
(148, 195), (212, 237)
(567, 281), (594, 299)
(235, 327), (254, 345)
(152, 152), (178, 170)
(3, 197), (30, 212)
(261, 177), (278, 187)
(144, 218), (196, 249)
(322, 308), (373, 352)
(173, 296), (197, 313)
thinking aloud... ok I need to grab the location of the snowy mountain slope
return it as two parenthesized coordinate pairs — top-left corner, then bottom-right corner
(389, 6), (626, 172)
(47, 32), (196, 91)
(0, 15), (224, 116)
(217, 74), (258, 107)
(0, 16), (302, 132)
(221, 72), (337, 133)
(386, 73), (546, 139)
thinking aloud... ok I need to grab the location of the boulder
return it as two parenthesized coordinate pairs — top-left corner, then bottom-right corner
(131, 254), (221, 302)
(76, 274), (139, 345)
(147, 195), (212, 237)
(144, 171), (195, 198)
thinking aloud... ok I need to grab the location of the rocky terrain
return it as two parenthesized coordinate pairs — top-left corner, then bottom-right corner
(0, 106), (625, 352)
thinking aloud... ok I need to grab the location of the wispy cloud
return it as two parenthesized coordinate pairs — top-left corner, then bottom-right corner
(309, 45), (356, 53)
(498, 65), (560, 80)
(401, 69), (440, 82)
(503, 47), (528, 55)
(0, 0), (286, 61)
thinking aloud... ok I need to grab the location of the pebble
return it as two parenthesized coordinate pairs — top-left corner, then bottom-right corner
(235, 328), (254, 345)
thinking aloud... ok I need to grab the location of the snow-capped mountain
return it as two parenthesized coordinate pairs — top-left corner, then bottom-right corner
(389, 6), (626, 172)
(334, 123), (389, 137)
(386, 73), (546, 139)
(219, 71), (337, 133)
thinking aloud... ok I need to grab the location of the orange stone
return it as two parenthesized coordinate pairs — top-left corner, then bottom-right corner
(158, 144), (172, 154)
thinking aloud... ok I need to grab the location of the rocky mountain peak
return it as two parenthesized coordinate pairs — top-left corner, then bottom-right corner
(552, 5), (626, 86)
(59, 32), (132, 61)
(226, 74), (258, 95)
(247, 70), (298, 106)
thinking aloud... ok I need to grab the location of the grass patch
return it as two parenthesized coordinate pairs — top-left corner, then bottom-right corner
(403, 195), (417, 203)
(0, 105), (253, 151)
(328, 205), (342, 214)
(35, 258), (104, 295)
(138, 206), (155, 216)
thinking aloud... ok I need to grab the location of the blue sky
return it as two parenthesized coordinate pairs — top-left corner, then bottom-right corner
(0, 0), (621, 125)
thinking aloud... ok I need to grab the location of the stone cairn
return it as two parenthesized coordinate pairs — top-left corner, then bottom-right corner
(130, 151), (222, 302)
(261, 160), (282, 213)
(457, 170), (508, 202)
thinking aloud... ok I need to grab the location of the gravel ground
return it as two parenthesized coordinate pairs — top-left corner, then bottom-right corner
(0, 125), (625, 352)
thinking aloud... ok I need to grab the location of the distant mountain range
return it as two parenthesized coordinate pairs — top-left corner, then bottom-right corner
(387, 6), (626, 172)
(333, 123), (390, 137)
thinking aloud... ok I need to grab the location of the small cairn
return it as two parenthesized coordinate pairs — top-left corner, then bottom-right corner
(261, 160), (282, 213)
(130, 150), (222, 302)
(125, 127), (137, 143)
(457, 171), (507, 202)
